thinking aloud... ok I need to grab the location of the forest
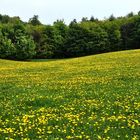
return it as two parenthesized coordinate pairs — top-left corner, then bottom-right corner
(0, 12), (140, 60)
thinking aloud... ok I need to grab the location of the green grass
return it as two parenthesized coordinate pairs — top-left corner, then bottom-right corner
(0, 49), (140, 140)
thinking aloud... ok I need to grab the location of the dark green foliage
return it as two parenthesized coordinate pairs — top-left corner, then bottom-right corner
(103, 22), (121, 51)
(0, 23), (36, 60)
(64, 24), (108, 57)
(69, 19), (77, 27)
(120, 22), (135, 49)
(38, 25), (56, 58)
(127, 12), (134, 18)
(89, 26), (109, 53)
(90, 16), (95, 22)
(109, 14), (116, 21)
(14, 35), (36, 60)
(12, 24), (36, 60)
(81, 17), (88, 22)
(26, 25), (48, 58)
(0, 14), (10, 23)
(64, 24), (90, 57)
(53, 20), (68, 58)
(29, 15), (41, 26)
(0, 33), (15, 59)
(0, 12), (140, 60)
(120, 16), (140, 50)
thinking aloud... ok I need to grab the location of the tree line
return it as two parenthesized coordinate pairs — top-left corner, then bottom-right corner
(0, 12), (140, 60)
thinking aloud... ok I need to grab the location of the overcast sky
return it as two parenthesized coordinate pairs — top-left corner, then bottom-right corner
(0, 0), (140, 24)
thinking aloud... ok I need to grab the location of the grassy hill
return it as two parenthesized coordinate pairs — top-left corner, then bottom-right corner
(0, 49), (140, 139)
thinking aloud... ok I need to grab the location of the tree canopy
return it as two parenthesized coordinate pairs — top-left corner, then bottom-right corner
(0, 12), (140, 60)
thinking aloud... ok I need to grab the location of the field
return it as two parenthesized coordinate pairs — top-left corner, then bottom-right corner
(0, 49), (140, 140)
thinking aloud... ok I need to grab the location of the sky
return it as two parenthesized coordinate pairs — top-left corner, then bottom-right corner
(0, 0), (140, 25)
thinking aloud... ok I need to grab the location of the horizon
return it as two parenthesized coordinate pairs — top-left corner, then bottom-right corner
(0, 0), (140, 24)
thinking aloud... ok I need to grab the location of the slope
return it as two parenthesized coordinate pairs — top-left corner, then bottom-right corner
(0, 49), (140, 139)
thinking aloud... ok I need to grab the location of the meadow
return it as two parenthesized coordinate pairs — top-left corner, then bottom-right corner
(0, 49), (140, 140)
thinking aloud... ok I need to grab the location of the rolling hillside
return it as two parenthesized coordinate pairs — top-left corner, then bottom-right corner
(0, 49), (140, 139)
